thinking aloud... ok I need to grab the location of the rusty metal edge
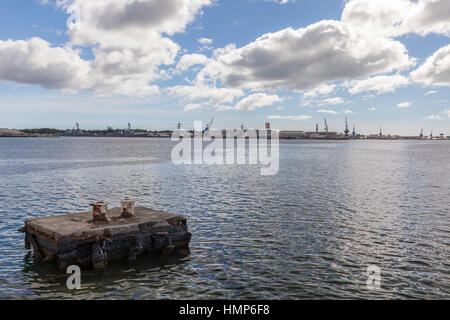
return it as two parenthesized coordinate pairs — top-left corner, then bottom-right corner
(20, 225), (58, 244)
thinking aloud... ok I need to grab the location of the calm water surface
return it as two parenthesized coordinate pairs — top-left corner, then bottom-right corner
(0, 137), (449, 299)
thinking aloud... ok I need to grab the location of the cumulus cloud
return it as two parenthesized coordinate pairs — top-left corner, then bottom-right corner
(0, 0), (212, 96)
(426, 114), (441, 120)
(411, 44), (450, 87)
(348, 74), (410, 95)
(300, 96), (345, 107)
(196, 20), (414, 92)
(168, 84), (244, 106)
(0, 38), (90, 91)
(342, 0), (450, 37)
(269, 0), (296, 3)
(342, 0), (412, 37)
(183, 102), (204, 112)
(321, 97), (345, 105)
(425, 90), (437, 96)
(59, 0), (212, 44)
(403, 0), (450, 36)
(317, 109), (339, 115)
(176, 53), (209, 72)
(303, 84), (336, 98)
(397, 101), (412, 108)
(231, 93), (282, 111)
(198, 37), (213, 45)
(170, 83), (281, 112)
(5, 0), (446, 105)
(268, 115), (312, 120)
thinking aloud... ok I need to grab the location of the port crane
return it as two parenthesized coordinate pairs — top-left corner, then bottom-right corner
(420, 128), (424, 139)
(176, 122), (182, 130)
(430, 129), (433, 139)
(344, 117), (350, 137)
(204, 117), (214, 133)
(352, 125), (356, 138)
(379, 127), (383, 139)
(324, 118), (329, 135)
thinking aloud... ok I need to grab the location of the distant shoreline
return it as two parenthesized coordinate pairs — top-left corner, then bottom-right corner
(2, 127), (449, 140)
(1, 135), (449, 141)
(0, 135), (59, 138)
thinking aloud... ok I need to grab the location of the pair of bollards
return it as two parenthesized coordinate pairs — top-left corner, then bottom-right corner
(90, 199), (136, 223)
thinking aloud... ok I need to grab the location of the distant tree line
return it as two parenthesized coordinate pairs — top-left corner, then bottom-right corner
(22, 128), (64, 135)
(21, 128), (173, 135)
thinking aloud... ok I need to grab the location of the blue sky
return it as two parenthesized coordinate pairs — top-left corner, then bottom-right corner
(0, 0), (449, 135)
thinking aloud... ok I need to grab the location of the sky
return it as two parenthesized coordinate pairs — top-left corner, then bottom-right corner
(0, 0), (449, 135)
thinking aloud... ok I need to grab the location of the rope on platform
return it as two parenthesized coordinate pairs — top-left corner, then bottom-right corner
(92, 240), (108, 269)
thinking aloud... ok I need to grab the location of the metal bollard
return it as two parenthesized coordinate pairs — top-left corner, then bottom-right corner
(90, 202), (110, 223)
(121, 199), (136, 219)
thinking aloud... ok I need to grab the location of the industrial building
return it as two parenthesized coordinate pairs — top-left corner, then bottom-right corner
(0, 128), (24, 137)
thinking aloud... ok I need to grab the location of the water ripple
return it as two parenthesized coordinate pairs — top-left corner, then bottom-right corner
(0, 138), (448, 299)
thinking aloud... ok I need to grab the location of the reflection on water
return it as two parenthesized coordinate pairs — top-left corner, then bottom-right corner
(0, 137), (449, 299)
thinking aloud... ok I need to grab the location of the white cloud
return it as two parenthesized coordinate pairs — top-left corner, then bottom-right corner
(168, 84), (244, 106)
(176, 53), (209, 72)
(197, 37), (213, 52)
(317, 109), (339, 115)
(402, 0), (450, 37)
(348, 74), (410, 95)
(342, 0), (450, 37)
(343, 109), (354, 114)
(321, 97), (345, 105)
(411, 44), (450, 87)
(303, 84), (336, 98)
(300, 96), (345, 107)
(426, 114), (441, 120)
(444, 110), (450, 118)
(269, 0), (296, 4)
(0, 38), (91, 91)
(268, 115), (312, 120)
(196, 20), (414, 92)
(367, 107), (376, 111)
(425, 90), (437, 96)
(183, 102), (204, 112)
(198, 37), (213, 45)
(232, 93), (282, 111)
(0, 0), (212, 96)
(342, 0), (412, 37)
(363, 94), (375, 100)
(173, 86), (281, 112)
(397, 101), (412, 108)
(60, 0), (212, 44)
(5, 0), (448, 105)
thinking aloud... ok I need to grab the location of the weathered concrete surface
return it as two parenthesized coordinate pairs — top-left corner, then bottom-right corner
(20, 207), (191, 269)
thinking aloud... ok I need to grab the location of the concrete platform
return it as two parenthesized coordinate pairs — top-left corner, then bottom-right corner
(20, 207), (191, 269)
